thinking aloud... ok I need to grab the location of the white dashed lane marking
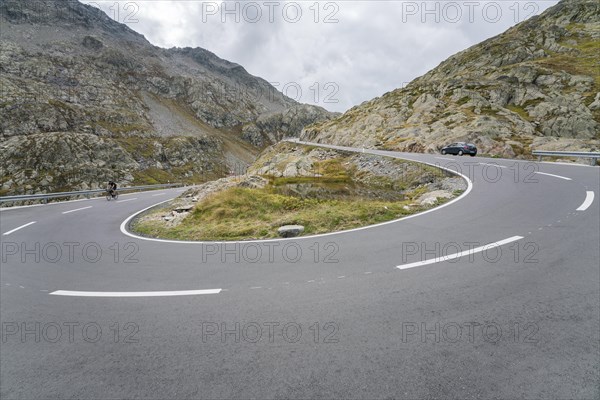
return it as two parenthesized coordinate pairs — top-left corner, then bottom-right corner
(3, 221), (37, 236)
(49, 289), (222, 297)
(478, 162), (507, 169)
(534, 171), (572, 181)
(62, 206), (93, 214)
(397, 236), (524, 270)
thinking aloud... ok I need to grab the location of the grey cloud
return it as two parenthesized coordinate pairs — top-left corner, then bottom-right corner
(82, 0), (559, 112)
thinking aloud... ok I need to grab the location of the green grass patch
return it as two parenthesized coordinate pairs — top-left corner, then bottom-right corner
(48, 99), (73, 111)
(537, 36), (600, 90)
(133, 186), (433, 241)
(506, 105), (532, 121)
(114, 136), (156, 158)
(522, 98), (543, 109)
(131, 168), (174, 185)
(380, 136), (411, 150)
(480, 106), (499, 116)
(457, 96), (471, 105)
(270, 176), (350, 185)
(311, 159), (350, 179)
(97, 121), (149, 134)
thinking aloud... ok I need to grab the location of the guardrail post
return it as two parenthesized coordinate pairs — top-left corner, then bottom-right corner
(43, 197), (48, 204)
(538, 155), (542, 162)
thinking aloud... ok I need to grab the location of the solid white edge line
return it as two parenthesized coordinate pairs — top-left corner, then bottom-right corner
(49, 289), (222, 297)
(397, 236), (524, 269)
(2, 221), (37, 236)
(534, 171), (572, 181)
(62, 206), (93, 214)
(119, 146), (474, 244)
(576, 191), (595, 211)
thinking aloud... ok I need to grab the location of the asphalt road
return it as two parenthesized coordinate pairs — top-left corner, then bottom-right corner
(1, 142), (598, 399)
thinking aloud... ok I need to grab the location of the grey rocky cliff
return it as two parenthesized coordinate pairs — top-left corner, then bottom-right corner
(0, 0), (335, 195)
(0, 132), (224, 195)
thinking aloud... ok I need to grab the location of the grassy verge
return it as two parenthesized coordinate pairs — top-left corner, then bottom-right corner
(132, 143), (461, 241)
(133, 185), (453, 241)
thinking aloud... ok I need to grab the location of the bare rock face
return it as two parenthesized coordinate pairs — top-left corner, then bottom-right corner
(0, 131), (224, 195)
(82, 35), (103, 50)
(179, 175), (269, 205)
(417, 190), (454, 206)
(0, 0), (335, 195)
(248, 143), (342, 177)
(301, 0), (600, 158)
(241, 105), (339, 147)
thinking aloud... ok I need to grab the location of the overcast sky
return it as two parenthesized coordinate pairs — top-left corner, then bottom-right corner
(83, 0), (559, 112)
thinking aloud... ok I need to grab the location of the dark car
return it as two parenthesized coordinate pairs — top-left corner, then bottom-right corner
(441, 142), (477, 156)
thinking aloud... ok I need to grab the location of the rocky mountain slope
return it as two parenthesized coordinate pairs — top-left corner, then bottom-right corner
(301, 0), (599, 158)
(0, 0), (333, 195)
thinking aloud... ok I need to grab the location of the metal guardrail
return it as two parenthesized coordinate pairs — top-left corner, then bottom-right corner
(532, 150), (600, 166)
(0, 183), (184, 204)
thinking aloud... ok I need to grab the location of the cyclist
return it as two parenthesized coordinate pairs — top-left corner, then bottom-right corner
(107, 180), (118, 198)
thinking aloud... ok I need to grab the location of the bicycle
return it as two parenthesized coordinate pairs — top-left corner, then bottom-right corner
(106, 189), (119, 201)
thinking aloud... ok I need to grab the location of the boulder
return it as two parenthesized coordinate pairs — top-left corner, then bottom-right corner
(174, 205), (194, 213)
(417, 190), (453, 206)
(277, 225), (305, 238)
(237, 175), (268, 189)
